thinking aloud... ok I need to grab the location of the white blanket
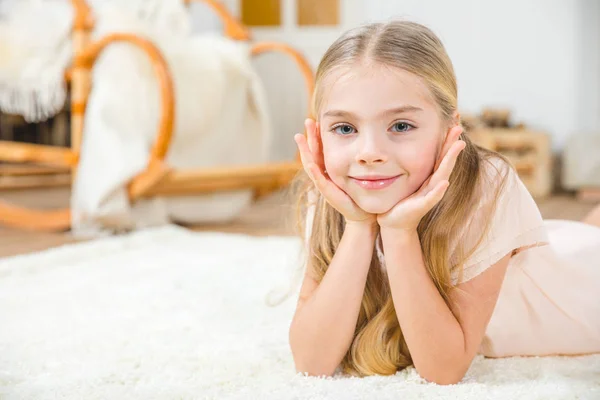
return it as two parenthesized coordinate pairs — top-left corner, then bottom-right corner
(0, 0), (73, 122)
(0, 0), (191, 122)
(0, 226), (598, 399)
(0, 1), (273, 237)
(71, 6), (272, 237)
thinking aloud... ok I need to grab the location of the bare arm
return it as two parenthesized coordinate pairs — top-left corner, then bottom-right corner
(380, 228), (510, 385)
(289, 221), (378, 377)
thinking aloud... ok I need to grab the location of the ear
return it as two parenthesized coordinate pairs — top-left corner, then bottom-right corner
(451, 111), (461, 129)
(447, 111), (462, 141)
(439, 111), (460, 147)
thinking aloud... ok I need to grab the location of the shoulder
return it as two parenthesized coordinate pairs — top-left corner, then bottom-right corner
(478, 155), (541, 222)
(450, 153), (549, 284)
(470, 154), (532, 223)
(478, 155), (514, 199)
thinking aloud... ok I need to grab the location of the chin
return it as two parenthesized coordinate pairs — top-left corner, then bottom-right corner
(354, 197), (397, 215)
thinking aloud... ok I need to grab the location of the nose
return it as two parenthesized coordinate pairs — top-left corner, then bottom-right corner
(355, 131), (388, 165)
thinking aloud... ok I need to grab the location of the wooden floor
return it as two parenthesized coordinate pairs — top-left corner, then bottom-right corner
(0, 187), (597, 258)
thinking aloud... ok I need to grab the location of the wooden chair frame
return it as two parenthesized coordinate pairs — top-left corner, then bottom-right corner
(0, 0), (313, 231)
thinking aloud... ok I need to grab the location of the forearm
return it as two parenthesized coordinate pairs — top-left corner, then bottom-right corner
(290, 222), (378, 376)
(380, 228), (468, 384)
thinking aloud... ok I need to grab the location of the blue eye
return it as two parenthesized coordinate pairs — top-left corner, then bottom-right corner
(391, 122), (414, 133)
(333, 124), (356, 135)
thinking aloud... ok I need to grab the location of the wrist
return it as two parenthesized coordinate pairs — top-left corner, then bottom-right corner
(379, 226), (418, 243)
(376, 215), (420, 234)
(344, 219), (379, 236)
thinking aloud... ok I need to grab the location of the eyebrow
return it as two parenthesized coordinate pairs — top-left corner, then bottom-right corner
(322, 105), (423, 119)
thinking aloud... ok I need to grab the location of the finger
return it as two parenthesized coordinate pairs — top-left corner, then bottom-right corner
(424, 179), (450, 209)
(434, 125), (462, 170)
(305, 118), (318, 156)
(314, 122), (325, 170)
(296, 133), (341, 194)
(439, 139), (466, 176)
(297, 131), (359, 217)
(434, 125), (463, 171)
(294, 133), (318, 179)
(417, 133), (462, 196)
(415, 175), (432, 195)
(308, 162), (353, 207)
(428, 139), (466, 189)
(306, 119), (326, 172)
(300, 122), (325, 180)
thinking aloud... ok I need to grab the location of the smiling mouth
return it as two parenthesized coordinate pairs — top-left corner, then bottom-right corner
(349, 175), (402, 190)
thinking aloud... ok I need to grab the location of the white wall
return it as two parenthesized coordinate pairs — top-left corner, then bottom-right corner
(188, 0), (600, 155)
(577, 0), (600, 135)
(365, 0), (599, 150)
(188, 0), (365, 161)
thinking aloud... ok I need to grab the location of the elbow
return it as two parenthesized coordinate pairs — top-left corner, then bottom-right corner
(421, 372), (465, 386)
(293, 362), (337, 378)
(415, 360), (469, 386)
(290, 347), (337, 378)
(289, 326), (337, 378)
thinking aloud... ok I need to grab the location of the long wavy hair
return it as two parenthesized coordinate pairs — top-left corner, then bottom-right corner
(291, 20), (509, 377)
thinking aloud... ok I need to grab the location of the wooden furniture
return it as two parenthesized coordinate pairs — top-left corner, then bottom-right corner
(0, 0), (313, 231)
(0, 107), (71, 191)
(0, 165), (71, 191)
(577, 188), (600, 202)
(468, 128), (553, 198)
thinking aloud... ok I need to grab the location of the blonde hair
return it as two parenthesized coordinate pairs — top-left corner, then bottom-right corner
(293, 20), (509, 376)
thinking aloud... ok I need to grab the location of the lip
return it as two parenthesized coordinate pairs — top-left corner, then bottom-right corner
(349, 174), (401, 190)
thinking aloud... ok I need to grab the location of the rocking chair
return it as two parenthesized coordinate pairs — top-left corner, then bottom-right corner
(0, 0), (313, 231)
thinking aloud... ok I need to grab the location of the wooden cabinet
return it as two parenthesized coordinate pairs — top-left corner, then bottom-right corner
(468, 128), (553, 198)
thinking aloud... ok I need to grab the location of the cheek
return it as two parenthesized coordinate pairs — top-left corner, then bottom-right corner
(323, 155), (347, 188)
(400, 144), (438, 184)
(322, 141), (350, 185)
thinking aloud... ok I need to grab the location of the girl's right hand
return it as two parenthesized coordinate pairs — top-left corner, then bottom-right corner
(294, 118), (376, 226)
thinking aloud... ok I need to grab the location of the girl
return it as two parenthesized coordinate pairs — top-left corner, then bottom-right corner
(288, 20), (600, 385)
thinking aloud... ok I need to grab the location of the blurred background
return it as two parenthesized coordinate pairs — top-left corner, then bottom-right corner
(194, 0), (600, 161)
(0, 0), (599, 256)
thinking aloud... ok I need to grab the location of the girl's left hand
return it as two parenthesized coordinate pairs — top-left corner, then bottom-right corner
(377, 126), (466, 232)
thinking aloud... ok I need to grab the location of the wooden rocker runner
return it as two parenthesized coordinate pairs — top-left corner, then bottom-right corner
(0, 0), (314, 232)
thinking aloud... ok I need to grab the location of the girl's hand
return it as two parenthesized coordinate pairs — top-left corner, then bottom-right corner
(295, 118), (376, 226)
(377, 126), (466, 232)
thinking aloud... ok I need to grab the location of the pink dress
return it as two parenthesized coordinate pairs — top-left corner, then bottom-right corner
(447, 158), (600, 358)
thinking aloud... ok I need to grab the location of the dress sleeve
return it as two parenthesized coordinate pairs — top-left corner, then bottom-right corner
(450, 157), (550, 285)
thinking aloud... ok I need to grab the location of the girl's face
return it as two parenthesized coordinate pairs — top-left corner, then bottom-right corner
(319, 63), (448, 214)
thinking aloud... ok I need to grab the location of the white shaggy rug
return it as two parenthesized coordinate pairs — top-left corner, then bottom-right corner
(0, 225), (598, 400)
